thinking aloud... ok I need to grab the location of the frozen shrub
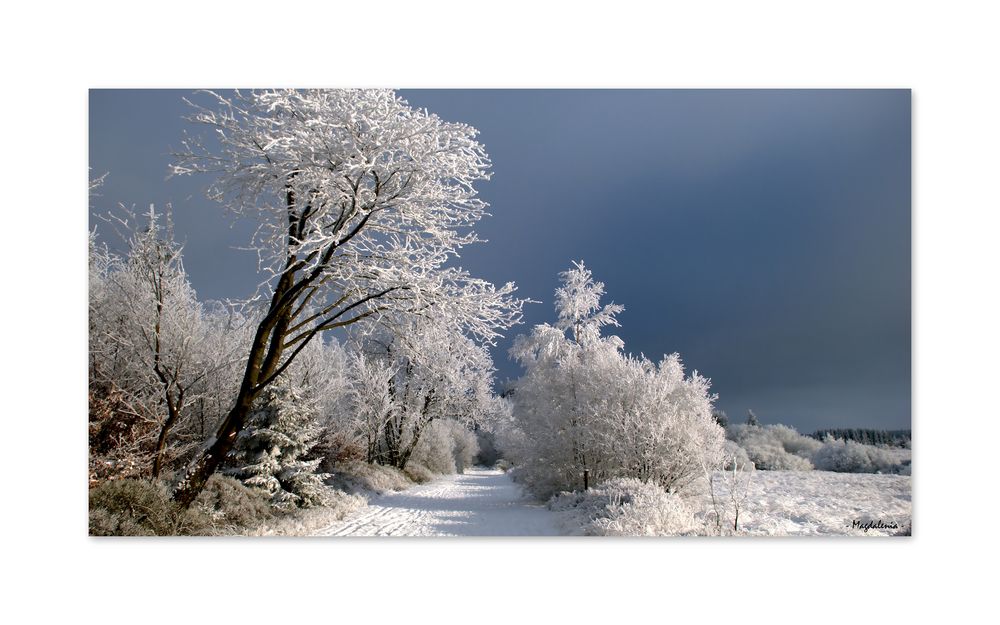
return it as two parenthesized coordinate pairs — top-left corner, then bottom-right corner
(452, 425), (479, 473)
(756, 445), (814, 471)
(726, 423), (816, 471)
(89, 479), (210, 536)
(247, 490), (367, 536)
(704, 458), (756, 535)
(313, 430), (366, 474)
(192, 474), (274, 532)
(328, 460), (414, 495)
(769, 424), (823, 457)
(811, 438), (903, 473)
(549, 478), (699, 536)
(408, 419), (480, 475)
(722, 440), (753, 471)
(409, 421), (457, 474)
(898, 460), (912, 476)
(403, 462), (435, 484)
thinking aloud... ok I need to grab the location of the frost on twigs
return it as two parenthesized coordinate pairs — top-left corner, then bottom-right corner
(165, 89), (526, 504)
(549, 478), (700, 536)
(345, 314), (494, 470)
(169, 89), (525, 345)
(226, 377), (330, 510)
(503, 261), (725, 499)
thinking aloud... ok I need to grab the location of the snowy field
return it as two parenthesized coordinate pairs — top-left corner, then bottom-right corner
(316, 468), (910, 537)
(699, 469), (912, 536)
(318, 468), (559, 536)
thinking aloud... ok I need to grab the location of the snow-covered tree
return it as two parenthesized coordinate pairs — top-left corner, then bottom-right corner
(554, 260), (624, 344)
(226, 376), (329, 509)
(90, 204), (239, 480)
(408, 418), (480, 475)
(346, 350), (398, 464)
(169, 90), (525, 504)
(350, 315), (496, 470)
(506, 261), (725, 498)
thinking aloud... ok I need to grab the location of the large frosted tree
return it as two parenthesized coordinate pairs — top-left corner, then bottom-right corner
(508, 261), (724, 497)
(169, 90), (524, 505)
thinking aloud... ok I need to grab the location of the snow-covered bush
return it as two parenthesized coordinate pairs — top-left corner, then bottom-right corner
(726, 423), (816, 471)
(89, 479), (210, 536)
(191, 474), (274, 532)
(403, 462), (436, 484)
(811, 438), (904, 473)
(452, 424), (480, 473)
(89, 207), (253, 484)
(722, 440), (753, 471)
(404, 420), (453, 475)
(328, 460), (416, 495)
(704, 456), (756, 535)
(408, 419), (481, 475)
(226, 377), (330, 509)
(769, 424), (824, 457)
(246, 490), (367, 536)
(727, 423), (909, 474)
(549, 478), (699, 536)
(506, 262), (725, 499)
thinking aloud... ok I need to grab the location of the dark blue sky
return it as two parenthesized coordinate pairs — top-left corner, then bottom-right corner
(89, 89), (910, 432)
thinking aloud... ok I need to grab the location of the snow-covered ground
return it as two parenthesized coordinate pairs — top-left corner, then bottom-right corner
(318, 468), (559, 536)
(699, 469), (912, 536)
(316, 467), (910, 537)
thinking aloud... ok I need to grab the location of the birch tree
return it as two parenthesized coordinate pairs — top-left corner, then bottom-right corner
(169, 90), (524, 504)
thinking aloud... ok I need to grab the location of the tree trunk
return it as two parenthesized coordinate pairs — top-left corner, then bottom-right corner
(397, 393), (435, 470)
(171, 272), (293, 506)
(150, 404), (178, 480)
(171, 392), (256, 507)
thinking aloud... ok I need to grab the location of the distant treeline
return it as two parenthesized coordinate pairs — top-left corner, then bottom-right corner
(809, 428), (911, 447)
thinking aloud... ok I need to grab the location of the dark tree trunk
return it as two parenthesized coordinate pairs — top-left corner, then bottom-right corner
(171, 394), (256, 506)
(171, 271), (295, 506)
(397, 392), (435, 470)
(150, 396), (180, 480)
(170, 174), (399, 506)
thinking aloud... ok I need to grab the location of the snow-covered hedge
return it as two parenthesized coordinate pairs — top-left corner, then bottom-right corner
(89, 479), (211, 536)
(549, 478), (699, 536)
(89, 473), (365, 536)
(192, 474), (274, 532)
(726, 424), (817, 470)
(722, 440), (753, 471)
(726, 423), (910, 474)
(327, 460), (416, 495)
(811, 438), (905, 474)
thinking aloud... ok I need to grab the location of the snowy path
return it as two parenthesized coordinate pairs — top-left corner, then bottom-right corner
(318, 468), (560, 536)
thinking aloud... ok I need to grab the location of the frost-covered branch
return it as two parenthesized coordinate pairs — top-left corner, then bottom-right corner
(169, 90), (526, 505)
